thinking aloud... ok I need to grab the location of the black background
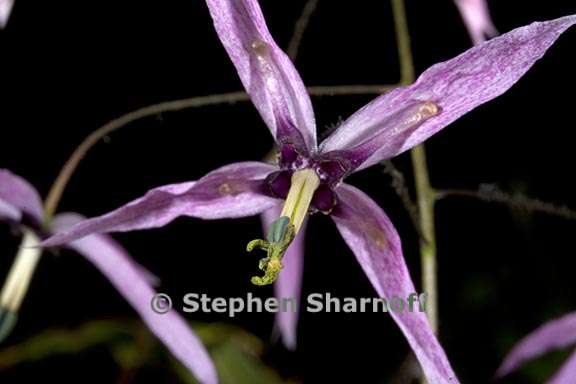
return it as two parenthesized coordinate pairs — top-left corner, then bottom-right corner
(1, 1), (576, 383)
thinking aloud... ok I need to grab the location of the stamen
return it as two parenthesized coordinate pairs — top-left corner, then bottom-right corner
(246, 169), (320, 286)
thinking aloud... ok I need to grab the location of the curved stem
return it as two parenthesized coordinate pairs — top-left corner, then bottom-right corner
(42, 91), (247, 219)
(287, 0), (320, 61)
(42, 83), (394, 221)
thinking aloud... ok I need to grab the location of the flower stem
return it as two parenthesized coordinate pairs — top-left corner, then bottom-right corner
(391, 0), (439, 336)
(410, 145), (438, 332)
(391, 0), (414, 86)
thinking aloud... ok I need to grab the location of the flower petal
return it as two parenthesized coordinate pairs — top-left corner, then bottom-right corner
(42, 162), (279, 247)
(204, 0), (316, 151)
(262, 204), (305, 350)
(52, 213), (218, 384)
(496, 311), (576, 379)
(0, 0), (14, 29)
(549, 348), (576, 384)
(454, 0), (498, 45)
(331, 183), (458, 384)
(320, 15), (576, 172)
(0, 169), (44, 224)
(0, 199), (20, 222)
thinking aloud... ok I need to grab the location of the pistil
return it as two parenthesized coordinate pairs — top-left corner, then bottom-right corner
(279, 169), (320, 234)
(247, 169), (320, 286)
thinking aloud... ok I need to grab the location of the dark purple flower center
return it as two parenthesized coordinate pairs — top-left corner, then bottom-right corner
(266, 143), (358, 214)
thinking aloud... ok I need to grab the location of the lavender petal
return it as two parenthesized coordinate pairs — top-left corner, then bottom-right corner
(204, 0), (317, 151)
(549, 348), (576, 384)
(496, 311), (576, 379)
(454, 0), (498, 45)
(52, 213), (218, 384)
(43, 162), (279, 247)
(0, 169), (44, 224)
(321, 15), (576, 172)
(0, 0), (14, 29)
(332, 183), (458, 384)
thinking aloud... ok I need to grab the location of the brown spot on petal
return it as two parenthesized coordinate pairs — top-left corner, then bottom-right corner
(218, 183), (232, 196)
(419, 101), (439, 118)
(361, 221), (388, 250)
(218, 181), (248, 196)
(251, 40), (269, 57)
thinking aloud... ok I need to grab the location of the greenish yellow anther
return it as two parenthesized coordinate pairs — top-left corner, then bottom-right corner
(246, 216), (295, 286)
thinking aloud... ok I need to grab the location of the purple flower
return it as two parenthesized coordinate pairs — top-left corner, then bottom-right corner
(0, 170), (217, 384)
(496, 312), (576, 384)
(41, 1), (576, 382)
(0, 0), (14, 29)
(454, 0), (498, 45)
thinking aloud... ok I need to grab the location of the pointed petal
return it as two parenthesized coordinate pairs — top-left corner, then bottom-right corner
(43, 162), (279, 247)
(0, 169), (44, 224)
(454, 0), (498, 45)
(0, 0), (14, 29)
(52, 213), (218, 384)
(204, 0), (316, 151)
(262, 204), (305, 350)
(331, 183), (458, 384)
(321, 15), (576, 172)
(549, 348), (576, 384)
(496, 312), (576, 379)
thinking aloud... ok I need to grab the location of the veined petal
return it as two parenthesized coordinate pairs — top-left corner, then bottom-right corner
(42, 162), (279, 247)
(0, 0), (14, 29)
(332, 184), (458, 384)
(454, 0), (498, 45)
(52, 213), (218, 384)
(321, 15), (576, 172)
(262, 204), (305, 350)
(496, 312), (576, 379)
(204, 0), (317, 151)
(549, 348), (576, 384)
(0, 169), (44, 224)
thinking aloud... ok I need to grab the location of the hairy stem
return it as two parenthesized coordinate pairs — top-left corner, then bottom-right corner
(438, 187), (576, 220)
